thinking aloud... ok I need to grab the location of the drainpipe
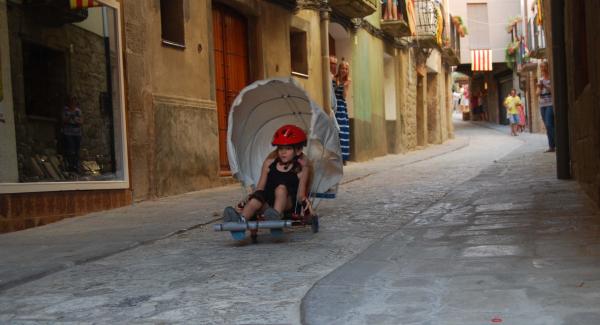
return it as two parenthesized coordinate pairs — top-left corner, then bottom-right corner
(320, 0), (332, 115)
(550, 0), (571, 179)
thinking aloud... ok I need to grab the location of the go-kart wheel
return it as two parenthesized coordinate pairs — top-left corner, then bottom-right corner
(311, 215), (319, 233)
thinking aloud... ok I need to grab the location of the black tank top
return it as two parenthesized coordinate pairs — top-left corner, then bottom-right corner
(263, 159), (300, 207)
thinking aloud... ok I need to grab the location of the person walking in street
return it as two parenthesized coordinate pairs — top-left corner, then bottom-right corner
(503, 89), (521, 136)
(334, 59), (351, 164)
(537, 62), (555, 152)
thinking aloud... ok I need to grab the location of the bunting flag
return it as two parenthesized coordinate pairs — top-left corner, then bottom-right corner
(69, 0), (101, 9)
(471, 49), (493, 71)
(536, 0), (543, 25)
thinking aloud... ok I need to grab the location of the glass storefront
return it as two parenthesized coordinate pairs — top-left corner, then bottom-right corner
(0, 0), (128, 192)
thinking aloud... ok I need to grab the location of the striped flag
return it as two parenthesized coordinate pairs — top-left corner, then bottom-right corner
(471, 49), (493, 71)
(70, 0), (101, 9)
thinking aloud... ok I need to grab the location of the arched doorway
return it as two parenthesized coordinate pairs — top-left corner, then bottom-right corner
(212, 3), (249, 174)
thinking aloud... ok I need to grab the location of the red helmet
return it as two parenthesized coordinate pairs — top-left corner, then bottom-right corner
(272, 124), (307, 146)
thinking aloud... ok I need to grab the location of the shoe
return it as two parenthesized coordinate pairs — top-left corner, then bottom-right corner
(263, 207), (281, 220)
(545, 148), (556, 153)
(223, 206), (245, 223)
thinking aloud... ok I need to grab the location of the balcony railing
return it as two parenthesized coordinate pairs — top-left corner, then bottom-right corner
(442, 15), (460, 65)
(527, 15), (546, 58)
(329, 0), (377, 19)
(380, 0), (415, 38)
(414, 0), (443, 48)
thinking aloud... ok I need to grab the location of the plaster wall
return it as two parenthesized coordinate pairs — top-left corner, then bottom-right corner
(385, 49), (406, 154)
(290, 10), (324, 108)
(350, 29), (387, 161)
(450, 0), (521, 64)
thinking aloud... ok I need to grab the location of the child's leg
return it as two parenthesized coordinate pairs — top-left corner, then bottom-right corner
(384, 0), (391, 20)
(273, 185), (294, 214)
(392, 0), (398, 20)
(240, 197), (264, 220)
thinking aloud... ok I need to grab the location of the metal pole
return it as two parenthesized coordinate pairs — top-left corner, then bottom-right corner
(550, 0), (571, 179)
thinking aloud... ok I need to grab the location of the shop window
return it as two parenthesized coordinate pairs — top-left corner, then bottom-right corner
(290, 28), (308, 77)
(572, 1), (588, 97)
(22, 42), (67, 119)
(160, 0), (185, 48)
(0, 2), (129, 190)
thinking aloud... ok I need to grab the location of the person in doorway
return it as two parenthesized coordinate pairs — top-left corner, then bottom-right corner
(537, 62), (555, 152)
(334, 59), (351, 164)
(471, 91), (480, 120)
(503, 89), (521, 136)
(329, 55), (338, 80)
(479, 90), (488, 121)
(329, 55), (339, 123)
(62, 96), (83, 172)
(223, 125), (311, 223)
(461, 85), (470, 114)
(452, 88), (461, 114)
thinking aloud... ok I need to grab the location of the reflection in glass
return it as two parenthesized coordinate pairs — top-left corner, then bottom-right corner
(4, 0), (123, 183)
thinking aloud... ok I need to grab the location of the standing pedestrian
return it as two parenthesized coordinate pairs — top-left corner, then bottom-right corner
(62, 96), (83, 172)
(503, 89), (521, 136)
(537, 62), (555, 152)
(334, 59), (351, 164)
(517, 92), (527, 133)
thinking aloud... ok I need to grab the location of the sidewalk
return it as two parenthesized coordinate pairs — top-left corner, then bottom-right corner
(302, 124), (600, 324)
(0, 134), (469, 292)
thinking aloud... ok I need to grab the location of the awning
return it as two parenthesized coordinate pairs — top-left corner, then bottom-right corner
(471, 49), (493, 71)
(70, 0), (101, 9)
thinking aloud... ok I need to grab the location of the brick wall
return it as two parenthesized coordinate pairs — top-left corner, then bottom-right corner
(0, 189), (132, 233)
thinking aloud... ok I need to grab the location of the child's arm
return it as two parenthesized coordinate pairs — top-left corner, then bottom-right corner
(296, 166), (310, 202)
(255, 158), (273, 191)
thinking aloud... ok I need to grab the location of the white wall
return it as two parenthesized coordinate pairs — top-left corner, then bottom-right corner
(383, 55), (396, 120)
(450, 0), (522, 64)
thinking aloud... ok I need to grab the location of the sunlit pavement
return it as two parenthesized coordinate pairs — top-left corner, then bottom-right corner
(1, 119), (598, 324)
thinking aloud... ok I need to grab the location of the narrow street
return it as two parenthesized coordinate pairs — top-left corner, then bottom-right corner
(1, 118), (599, 324)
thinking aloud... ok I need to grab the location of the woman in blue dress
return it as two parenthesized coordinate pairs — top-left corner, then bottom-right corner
(333, 60), (351, 163)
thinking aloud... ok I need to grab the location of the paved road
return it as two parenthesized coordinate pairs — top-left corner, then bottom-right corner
(3, 119), (596, 324)
(302, 125), (600, 325)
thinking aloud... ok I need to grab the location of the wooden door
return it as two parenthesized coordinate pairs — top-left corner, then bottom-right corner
(212, 3), (249, 174)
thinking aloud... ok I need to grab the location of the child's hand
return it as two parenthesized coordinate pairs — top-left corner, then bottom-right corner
(236, 199), (247, 212)
(301, 198), (313, 216)
(298, 156), (308, 167)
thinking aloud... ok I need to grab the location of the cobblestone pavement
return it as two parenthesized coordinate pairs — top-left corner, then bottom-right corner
(302, 125), (600, 324)
(2, 119), (592, 324)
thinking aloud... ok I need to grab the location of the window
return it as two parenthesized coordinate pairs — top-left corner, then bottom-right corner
(160, 0), (185, 48)
(290, 28), (308, 77)
(0, 1), (129, 192)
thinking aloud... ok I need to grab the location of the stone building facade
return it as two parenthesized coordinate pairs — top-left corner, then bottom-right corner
(0, 0), (458, 232)
(541, 0), (600, 206)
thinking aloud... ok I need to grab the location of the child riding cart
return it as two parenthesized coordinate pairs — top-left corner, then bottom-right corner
(213, 78), (344, 243)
